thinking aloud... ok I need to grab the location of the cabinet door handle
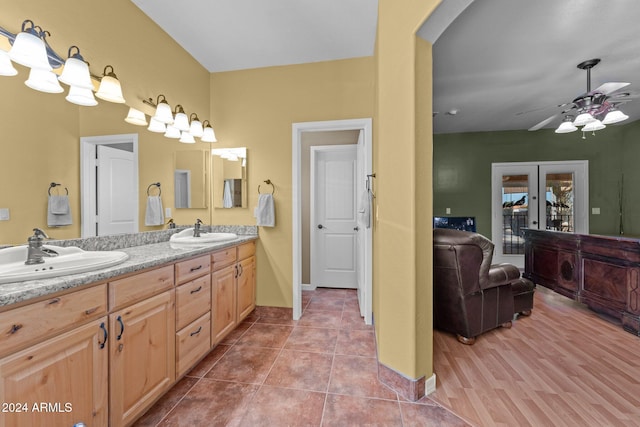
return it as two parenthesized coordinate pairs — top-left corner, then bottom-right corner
(239, 263), (244, 276)
(98, 322), (108, 349)
(190, 326), (203, 337)
(235, 264), (239, 278)
(116, 315), (125, 340)
(190, 265), (203, 272)
(190, 285), (203, 294)
(48, 297), (61, 305)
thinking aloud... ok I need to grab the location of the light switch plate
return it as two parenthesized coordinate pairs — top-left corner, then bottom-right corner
(445, 208), (451, 214)
(165, 207), (171, 218)
(592, 207), (600, 215)
(0, 208), (9, 220)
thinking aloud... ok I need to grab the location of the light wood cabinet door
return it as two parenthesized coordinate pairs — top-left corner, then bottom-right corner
(237, 256), (256, 322)
(211, 264), (237, 344)
(109, 290), (175, 427)
(0, 317), (109, 427)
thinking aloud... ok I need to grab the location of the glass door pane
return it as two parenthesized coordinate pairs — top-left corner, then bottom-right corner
(544, 173), (574, 232)
(502, 174), (530, 255)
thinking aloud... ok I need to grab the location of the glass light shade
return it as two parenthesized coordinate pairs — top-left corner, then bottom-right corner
(66, 85), (98, 106)
(0, 50), (18, 76)
(24, 67), (63, 93)
(189, 119), (204, 137)
(9, 25), (52, 70)
(179, 131), (195, 143)
(154, 100), (173, 124)
(58, 57), (93, 90)
(124, 107), (147, 126)
(147, 117), (166, 133)
(602, 109), (629, 125)
(582, 119), (605, 132)
(555, 120), (578, 134)
(573, 112), (595, 127)
(96, 76), (125, 103)
(201, 124), (217, 142)
(173, 111), (190, 132)
(164, 124), (181, 139)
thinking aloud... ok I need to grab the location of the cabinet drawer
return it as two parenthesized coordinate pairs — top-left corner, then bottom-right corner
(176, 312), (211, 377)
(237, 241), (256, 261)
(176, 274), (211, 330)
(175, 255), (211, 285)
(0, 284), (107, 357)
(212, 247), (237, 271)
(109, 265), (174, 310)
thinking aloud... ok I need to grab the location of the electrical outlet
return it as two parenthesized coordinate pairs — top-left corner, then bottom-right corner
(0, 208), (9, 221)
(445, 208), (451, 214)
(592, 207), (600, 215)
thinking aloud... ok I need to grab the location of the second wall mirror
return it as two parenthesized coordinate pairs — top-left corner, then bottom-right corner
(212, 147), (247, 208)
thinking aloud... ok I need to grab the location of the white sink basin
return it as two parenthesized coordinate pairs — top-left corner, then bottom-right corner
(0, 245), (129, 284)
(169, 228), (238, 246)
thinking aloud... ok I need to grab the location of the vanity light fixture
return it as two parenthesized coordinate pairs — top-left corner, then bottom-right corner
(0, 50), (17, 76)
(189, 113), (204, 137)
(124, 107), (147, 126)
(179, 131), (195, 144)
(24, 67), (63, 93)
(173, 105), (190, 132)
(95, 65), (125, 103)
(147, 95), (173, 124)
(201, 120), (217, 142)
(7, 20), (52, 70)
(164, 123), (181, 139)
(66, 85), (98, 106)
(147, 116), (166, 133)
(58, 46), (93, 90)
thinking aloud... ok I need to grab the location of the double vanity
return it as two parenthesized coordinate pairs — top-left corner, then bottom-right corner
(0, 226), (258, 427)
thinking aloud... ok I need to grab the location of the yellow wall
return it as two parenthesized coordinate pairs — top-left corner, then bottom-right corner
(209, 57), (375, 307)
(374, 0), (439, 379)
(0, 0), (210, 244)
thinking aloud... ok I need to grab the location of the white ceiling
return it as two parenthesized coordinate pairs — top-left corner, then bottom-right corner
(131, 0), (640, 135)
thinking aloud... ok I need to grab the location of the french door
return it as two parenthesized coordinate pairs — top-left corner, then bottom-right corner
(491, 161), (589, 267)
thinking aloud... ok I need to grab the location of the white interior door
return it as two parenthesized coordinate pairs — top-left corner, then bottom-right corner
(492, 161), (589, 267)
(97, 145), (136, 236)
(311, 145), (358, 288)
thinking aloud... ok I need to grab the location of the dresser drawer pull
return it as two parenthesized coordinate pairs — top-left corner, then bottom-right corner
(190, 326), (203, 337)
(48, 297), (61, 305)
(85, 307), (98, 315)
(116, 315), (125, 340)
(189, 265), (203, 273)
(98, 322), (108, 349)
(190, 286), (203, 294)
(9, 324), (23, 335)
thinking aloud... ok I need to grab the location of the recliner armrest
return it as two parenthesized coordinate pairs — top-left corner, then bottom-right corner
(487, 263), (521, 288)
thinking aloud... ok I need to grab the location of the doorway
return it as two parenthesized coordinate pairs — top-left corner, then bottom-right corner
(491, 160), (589, 267)
(292, 118), (373, 323)
(80, 134), (139, 237)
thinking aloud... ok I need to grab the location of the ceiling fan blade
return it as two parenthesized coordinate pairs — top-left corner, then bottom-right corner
(593, 82), (630, 95)
(528, 114), (559, 131)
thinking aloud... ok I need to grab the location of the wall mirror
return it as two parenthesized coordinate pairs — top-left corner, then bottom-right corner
(174, 150), (208, 209)
(212, 147), (247, 209)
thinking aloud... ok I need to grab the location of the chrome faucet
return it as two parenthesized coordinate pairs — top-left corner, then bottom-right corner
(25, 228), (56, 265)
(193, 219), (203, 237)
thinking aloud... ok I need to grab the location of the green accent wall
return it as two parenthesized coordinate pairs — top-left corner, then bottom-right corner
(434, 120), (640, 238)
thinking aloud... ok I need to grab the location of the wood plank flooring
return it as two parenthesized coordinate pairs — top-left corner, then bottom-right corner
(430, 286), (640, 427)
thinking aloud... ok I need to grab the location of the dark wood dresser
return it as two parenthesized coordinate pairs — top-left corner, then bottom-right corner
(523, 229), (640, 336)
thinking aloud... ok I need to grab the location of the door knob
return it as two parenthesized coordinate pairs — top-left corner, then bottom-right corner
(317, 224), (324, 229)
(354, 226), (359, 231)
(532, 221), (538, 225)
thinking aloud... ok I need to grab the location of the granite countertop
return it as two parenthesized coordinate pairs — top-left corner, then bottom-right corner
(0, 234), (258, 308)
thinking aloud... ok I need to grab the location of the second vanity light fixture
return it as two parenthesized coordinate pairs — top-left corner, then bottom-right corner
(0, 19), (126, 107)
(138, 95), (218, 143)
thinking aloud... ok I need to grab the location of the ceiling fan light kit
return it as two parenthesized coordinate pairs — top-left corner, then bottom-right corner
(529, 58), (632, 136)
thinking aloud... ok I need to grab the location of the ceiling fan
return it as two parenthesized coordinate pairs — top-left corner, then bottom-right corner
(528, 58), (632, 133)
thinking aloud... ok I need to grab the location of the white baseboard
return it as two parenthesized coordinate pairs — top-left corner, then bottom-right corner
(302, 284), (316, 291)
(425, 373), (437, 395)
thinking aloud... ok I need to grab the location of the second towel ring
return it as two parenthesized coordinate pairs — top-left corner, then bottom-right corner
(258, 179), (275, 195)
(48, 182), (68, 196)
(147, 182), (161, 196)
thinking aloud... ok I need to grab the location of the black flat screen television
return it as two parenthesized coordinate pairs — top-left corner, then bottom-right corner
(433, 216), (476, 232)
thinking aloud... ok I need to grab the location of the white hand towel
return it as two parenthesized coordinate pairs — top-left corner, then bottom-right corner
(145, 195), (164, 226)
(357, 189), (372, 229)
(47, 195), (72, 227)
(254, 193), (275, 227)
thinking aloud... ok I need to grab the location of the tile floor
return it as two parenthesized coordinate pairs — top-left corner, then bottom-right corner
(133, 288), (469, 426)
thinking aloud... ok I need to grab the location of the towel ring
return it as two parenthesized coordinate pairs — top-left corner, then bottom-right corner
(48, 182), (68, 196)
(147, 182), (161, 196)
(258, 179), (275, 195)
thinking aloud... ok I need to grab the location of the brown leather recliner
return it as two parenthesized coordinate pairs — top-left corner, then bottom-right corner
(433, 228), (533, 345)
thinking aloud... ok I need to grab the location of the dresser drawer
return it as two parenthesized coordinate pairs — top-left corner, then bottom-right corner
(109, 265), (174, 310)
(176, 274), (211, 330)
(211, 247), (237, 271)
(176, 312), (211, 377)
(237, 241), (256, 261)
(0, 284), (107, 356)
(175, 255), (211, 285)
